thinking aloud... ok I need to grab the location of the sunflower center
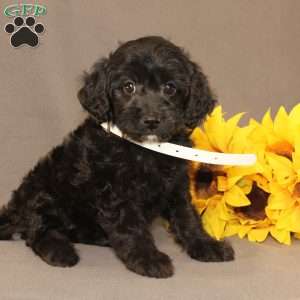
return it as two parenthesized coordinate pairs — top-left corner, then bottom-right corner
(194, 166), (224, 199)
(195, 167), (214, 187)
(267, 141), (294, 159)
(235, 183), (269, 220)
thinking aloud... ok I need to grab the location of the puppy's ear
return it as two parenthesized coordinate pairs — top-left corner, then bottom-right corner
(184, 62), (217, 129)
(78, 59), (112, 123)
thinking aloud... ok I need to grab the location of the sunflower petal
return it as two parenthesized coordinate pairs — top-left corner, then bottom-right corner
(266, 153), (296, 187)
(248, 228), (269, 243)
(268, 182), (295, 210)
(236, 178), (253, 194)
(202, 204), (226, 240)
(265, 207), (280, 221)
(223, 185), (251, 207)
(203, 106), (227, 151)
(289, 103), (300, 125)
(286, 207), (300, 232)
(224, 223), (240, 237)
(270, 227), (291, 245)
(217, 176), (228, 192)
(190, 127), (215, 151)
(238, 225), (252, 238)
(274, 106), (293, 143)
(261, 109), (273, 129)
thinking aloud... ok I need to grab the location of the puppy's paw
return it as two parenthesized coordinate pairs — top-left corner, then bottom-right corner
(127, 250), (174, 278)
(43, 242), (79, 267)
(40, 240), (80, 267)
(34, 232), (80, 267)
(187, 239), (234, 262)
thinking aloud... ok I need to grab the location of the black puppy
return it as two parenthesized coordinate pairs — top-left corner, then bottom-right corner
(0, 36), (234, 278)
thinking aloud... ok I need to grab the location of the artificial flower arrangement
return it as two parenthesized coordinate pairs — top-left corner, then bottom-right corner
(189, 104), (300, 245)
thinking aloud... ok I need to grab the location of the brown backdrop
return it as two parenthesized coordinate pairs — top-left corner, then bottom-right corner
(1, 0), (300, 204)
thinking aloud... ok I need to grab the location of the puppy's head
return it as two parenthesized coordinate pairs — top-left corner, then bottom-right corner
(78, 36), (216, 142)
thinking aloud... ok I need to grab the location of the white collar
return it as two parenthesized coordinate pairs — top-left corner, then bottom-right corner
(100, 122), (256, 166)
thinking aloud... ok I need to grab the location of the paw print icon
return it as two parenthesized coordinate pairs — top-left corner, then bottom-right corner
(4, 16), (45, 48)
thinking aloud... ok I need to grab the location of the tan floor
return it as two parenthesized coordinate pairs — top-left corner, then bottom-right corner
(0, 224), (300, 300)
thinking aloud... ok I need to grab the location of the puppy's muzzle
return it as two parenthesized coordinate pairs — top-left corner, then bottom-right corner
(142, 117), (161, 130)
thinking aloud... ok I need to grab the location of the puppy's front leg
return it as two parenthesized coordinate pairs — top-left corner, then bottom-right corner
(97, 202), (174, 278)
(163, 180), (234, 262)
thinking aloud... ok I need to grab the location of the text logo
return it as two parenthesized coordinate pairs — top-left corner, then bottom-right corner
(4, 3), (47, 17)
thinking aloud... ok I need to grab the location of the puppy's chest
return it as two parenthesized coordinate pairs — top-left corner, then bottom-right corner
(132, 152), (184, 198)
(129, 157), (178, 215)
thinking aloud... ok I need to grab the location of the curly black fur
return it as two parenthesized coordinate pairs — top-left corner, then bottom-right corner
(0, 36), (234, 278)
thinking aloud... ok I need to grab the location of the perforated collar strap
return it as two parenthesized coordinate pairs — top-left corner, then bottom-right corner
(100, 122), (256, 166)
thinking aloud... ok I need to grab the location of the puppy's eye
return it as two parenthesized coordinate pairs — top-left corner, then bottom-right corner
(122, 81), (136, 95)
(163, 82), (177, 96)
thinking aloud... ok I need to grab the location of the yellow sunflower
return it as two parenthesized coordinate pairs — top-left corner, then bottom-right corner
(190, 104), (300, 245)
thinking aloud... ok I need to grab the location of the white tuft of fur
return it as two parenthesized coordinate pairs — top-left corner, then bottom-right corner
(143, 135), (160, 143)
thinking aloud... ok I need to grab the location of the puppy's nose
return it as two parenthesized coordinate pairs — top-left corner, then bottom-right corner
(143, 117), (161, 130)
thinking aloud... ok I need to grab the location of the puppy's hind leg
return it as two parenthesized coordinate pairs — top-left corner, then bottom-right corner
(25, 192), (79, 267)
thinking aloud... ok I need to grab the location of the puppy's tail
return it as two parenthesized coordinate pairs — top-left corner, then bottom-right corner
(0, 205), (16, 240)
